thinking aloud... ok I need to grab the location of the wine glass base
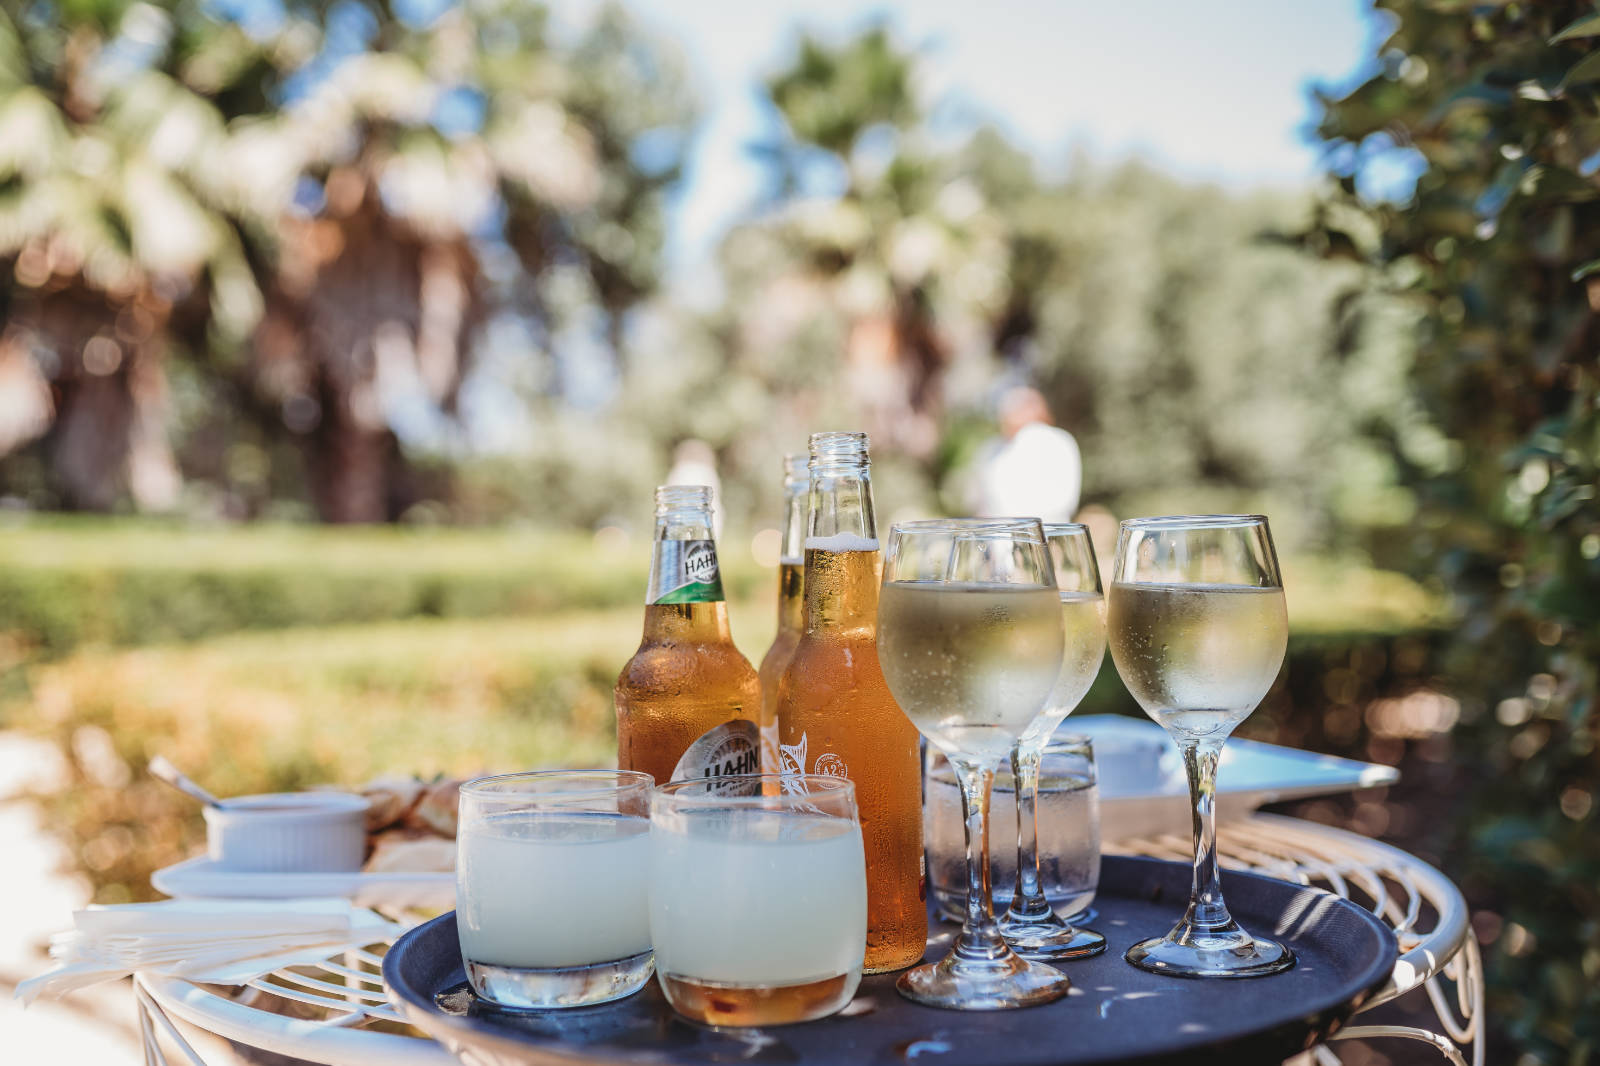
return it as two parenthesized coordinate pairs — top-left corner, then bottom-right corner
(1124, 931), (1295, 979)
(999, 914), (1107, 961)
(895, 952), (1070, 1010)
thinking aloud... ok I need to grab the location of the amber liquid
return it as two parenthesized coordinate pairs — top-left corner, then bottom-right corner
(658, 972), (855, 1026)
(775, 549), (926, 973)
(615, 602), (761, 787)
(757, 562), (804, 771)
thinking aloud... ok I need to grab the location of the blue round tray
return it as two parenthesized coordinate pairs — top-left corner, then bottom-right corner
(383, 855), (1396, 1066)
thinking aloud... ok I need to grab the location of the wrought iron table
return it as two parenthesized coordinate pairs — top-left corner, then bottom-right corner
(132, 813), (1483, 1066)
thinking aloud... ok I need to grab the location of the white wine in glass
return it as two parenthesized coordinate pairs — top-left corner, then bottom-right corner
(1108, 582), (1287, 738)
(999, 523), (1108, 960)
(878, 518), (1069, 1011)
(1049, 590), (1108, 713)
(1107, 515), (1295, 979)
(877, 581), (1064, 766)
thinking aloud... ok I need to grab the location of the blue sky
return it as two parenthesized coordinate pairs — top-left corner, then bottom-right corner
(558, 0), (1385, 267)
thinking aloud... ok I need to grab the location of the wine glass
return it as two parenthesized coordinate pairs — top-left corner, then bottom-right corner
(878, 518), (1069, 1009)
(999, 523), (1107, 959)
(1106, 515), (1294, 978)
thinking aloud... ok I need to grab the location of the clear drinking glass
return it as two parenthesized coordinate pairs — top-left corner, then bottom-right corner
(1000, 523), (1107, 960)
(878, 518), (1069, 1010)
(1106, 514), (1295, 978)
(456, 770), (655, 1008)
(649, 773), (866, 1026)
(926, 735), (1100, 924)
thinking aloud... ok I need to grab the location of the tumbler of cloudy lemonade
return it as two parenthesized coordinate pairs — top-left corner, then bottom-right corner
(649, 773), (867, 1026)
(456, 770), (655, 1009)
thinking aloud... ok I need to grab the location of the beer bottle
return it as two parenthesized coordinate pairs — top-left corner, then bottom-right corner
(615, 485), (761, 786)
(774, 432), (927, 972)
(757, 453), (809, 771)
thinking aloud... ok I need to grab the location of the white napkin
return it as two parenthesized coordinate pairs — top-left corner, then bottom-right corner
(16, 898), (401, 1003)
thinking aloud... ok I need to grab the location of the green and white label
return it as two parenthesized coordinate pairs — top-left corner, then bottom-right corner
(650, 539), (725, 604)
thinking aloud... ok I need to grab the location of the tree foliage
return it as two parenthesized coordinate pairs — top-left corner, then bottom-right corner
(1316, 2), (1600, 1057)
(0, 0), (261, 510)
(0, 0), (696, 520)
(715, 28), (1411, 547)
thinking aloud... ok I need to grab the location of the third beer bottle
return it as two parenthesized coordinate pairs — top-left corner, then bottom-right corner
(616, 485), (761, 786)
(757, 453), (808, 771)
(774, 432), (926, 972)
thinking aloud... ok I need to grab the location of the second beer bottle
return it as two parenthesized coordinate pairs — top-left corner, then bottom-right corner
(774, 431), (926, 973)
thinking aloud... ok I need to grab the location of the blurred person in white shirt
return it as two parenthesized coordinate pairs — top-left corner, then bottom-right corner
(970, 387), (1082, 524)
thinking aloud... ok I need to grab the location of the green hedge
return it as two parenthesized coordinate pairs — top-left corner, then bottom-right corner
(0, 518), (768, 654)
(0, 517), (1430, 656)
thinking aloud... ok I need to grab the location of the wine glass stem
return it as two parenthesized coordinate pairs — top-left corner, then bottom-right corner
(948, 755), (1011, 960)
(1181, 738), (1233, 931)
(1006, 740), (1052, 921)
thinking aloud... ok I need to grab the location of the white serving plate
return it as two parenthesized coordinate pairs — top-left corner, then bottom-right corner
(1068, 715), (1400, 841)
(152, 856), (455, 910)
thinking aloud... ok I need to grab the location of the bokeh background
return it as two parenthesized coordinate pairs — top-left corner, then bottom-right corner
(0, 1), (1596, 1062)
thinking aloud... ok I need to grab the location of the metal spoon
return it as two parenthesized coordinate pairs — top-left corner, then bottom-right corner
(148, 755), (232, 809)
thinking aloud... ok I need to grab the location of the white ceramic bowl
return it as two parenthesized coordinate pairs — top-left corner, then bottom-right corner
(204, 793), (370, 873)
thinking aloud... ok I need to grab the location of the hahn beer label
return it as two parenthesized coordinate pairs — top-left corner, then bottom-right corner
(672, 718), (761, 788)
(650, 539), (726, 604)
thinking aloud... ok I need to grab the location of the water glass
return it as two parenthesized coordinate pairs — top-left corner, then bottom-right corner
(456, 770), (655, 1009)
(649, 773), (866, 1026)
(925, 735), (1100, 923)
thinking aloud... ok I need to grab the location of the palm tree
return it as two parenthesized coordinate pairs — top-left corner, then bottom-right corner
(743, 27), (999, 461)
(226, 1), (695, 521)
(0, 2), (260, 509)
(0, 1), (696, 521)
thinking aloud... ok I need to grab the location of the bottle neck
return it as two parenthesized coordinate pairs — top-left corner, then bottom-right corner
(776, 464), (808, 635)
(776, 560), (804, 633)
(802, 547), (881, 635)
(645, 510), (725, 607)
(802, 467), (881, 636)
(643, 600), (733, 642)
(780, 473), (808, 564)
(807, 469), (876, 545)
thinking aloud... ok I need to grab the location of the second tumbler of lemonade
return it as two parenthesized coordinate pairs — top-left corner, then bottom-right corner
(774, 431), (926, 974)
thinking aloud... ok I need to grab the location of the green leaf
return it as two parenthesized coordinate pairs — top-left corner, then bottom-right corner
(1552, 12), (1600, 44)
(1520, 165), (1600, 204)
(1424, 82), (1513, 125)
(1570, 257), (1600, 281)
(1559, 49), (1600, 89)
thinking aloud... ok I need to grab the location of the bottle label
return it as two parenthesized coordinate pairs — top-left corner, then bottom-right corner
(777, 732), (851, 783)
(671, 718), (760, 782)
(650, 539), (726, 604)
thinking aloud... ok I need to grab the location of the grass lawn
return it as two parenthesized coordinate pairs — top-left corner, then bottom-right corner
(9, 597), (777, 902)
